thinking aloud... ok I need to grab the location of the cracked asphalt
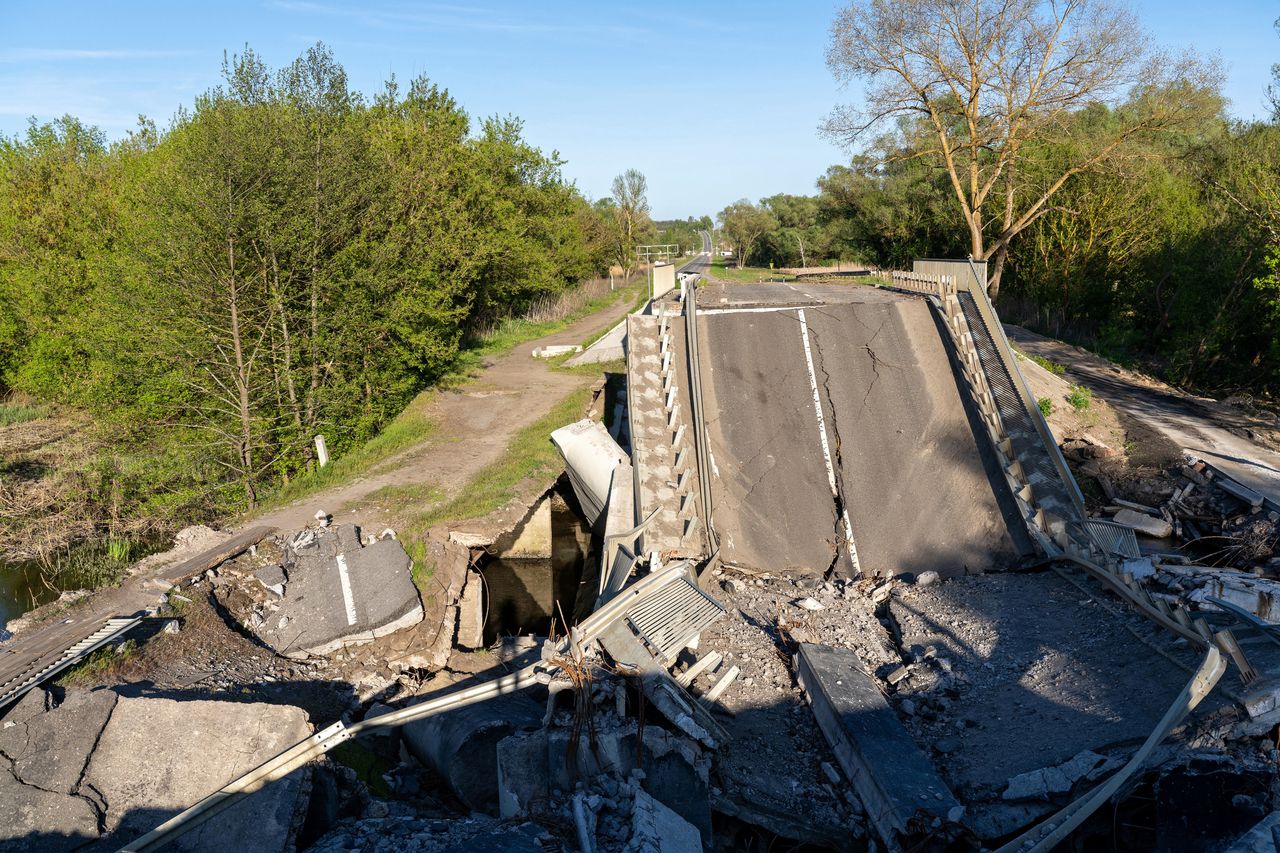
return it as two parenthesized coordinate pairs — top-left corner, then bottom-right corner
(696, 283), (1031, 578)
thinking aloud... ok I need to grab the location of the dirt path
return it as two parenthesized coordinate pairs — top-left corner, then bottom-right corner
(1006, 324), (1280, 505)
(250, 293), (636, 535)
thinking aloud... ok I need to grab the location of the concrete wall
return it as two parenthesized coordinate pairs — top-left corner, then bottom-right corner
(652, 262), (676, 299)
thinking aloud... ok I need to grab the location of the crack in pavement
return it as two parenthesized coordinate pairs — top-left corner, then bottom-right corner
(804, 315), (857, 578)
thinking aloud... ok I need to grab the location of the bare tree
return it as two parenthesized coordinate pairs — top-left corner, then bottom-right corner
(610, 168), (651, 275)
(823, 0), (1221, 297)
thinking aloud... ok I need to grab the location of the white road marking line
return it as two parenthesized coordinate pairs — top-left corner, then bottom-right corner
(698, 305), (803, 315)
(797, 308), (861, 572)
(336, 554), (358, 626)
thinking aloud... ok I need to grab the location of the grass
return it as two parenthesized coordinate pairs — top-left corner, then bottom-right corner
(406, 385), (594, 537)
(0, 401), (44, 426)
(253, 277), (643, 517)
(258, 407), (439, 513)
(1030, 354), (1066, 375)
(1067, 384), (1093, 411)
(56, 639), (138, 686)
(708, 256), (797, 284)
(1038, 397), (1054, 417)
(329, 740), (394, 797)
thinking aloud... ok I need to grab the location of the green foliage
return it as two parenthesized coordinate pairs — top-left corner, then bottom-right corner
(0, 43), (611, 526)
(1030, 355), (1066, 375)
(56, 639), (137, 686)
(1038, 397), (1053, 417)
(1067, 385), (1093, 411)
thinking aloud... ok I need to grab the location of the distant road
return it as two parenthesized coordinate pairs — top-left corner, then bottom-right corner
(676, 230), (712, 276)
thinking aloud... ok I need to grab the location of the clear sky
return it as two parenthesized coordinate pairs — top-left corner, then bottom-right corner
(1, 0), (1276, 219)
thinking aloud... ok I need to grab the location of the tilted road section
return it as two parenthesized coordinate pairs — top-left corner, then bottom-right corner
(694, 282), (1033, 577)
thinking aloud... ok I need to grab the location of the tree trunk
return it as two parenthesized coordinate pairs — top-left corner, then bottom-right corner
(228, 235), (257, 509)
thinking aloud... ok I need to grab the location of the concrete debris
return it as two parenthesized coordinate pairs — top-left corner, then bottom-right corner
(1226, 810), (1280, 853)
(218, 523), (424, 659)
(626, 789), (701, 853)
(308, 817), (549, 853)
(792, 596), (824, 611)
(1002, 751), (1115, 801)
(795, 643), (967, 849)
(1113, 507), (1174, 538)
(532, 344), (583, 358)
(0, 688), (311, 853)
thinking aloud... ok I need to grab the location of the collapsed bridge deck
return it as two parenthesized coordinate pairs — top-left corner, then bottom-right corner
(694, 282), (1033, 577)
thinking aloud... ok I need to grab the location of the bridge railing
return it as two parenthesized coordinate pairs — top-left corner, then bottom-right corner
(887, 270), (956, 302)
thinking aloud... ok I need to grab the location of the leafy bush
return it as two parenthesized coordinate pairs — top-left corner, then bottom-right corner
(1038, 397), (1053, 417)
(1030, 354), (1066, 375)
(1067, 385), (1092, 411)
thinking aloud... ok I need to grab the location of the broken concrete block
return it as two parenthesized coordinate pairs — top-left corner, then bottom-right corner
(627, 789), (701, 853)
(0, 690), (312, 853)
(1113, 508), (1173, 538)
(402, 673), (543, 814)
(1241, 674), (1280, 719)
(1225, 810), (1280, 852)
(795, 644), (967, 849)
(87, 696), (312, 852)
(257, 528), (424, 658)
(1121, 557), (1156, 580)
(1002, 751), (1110, 801)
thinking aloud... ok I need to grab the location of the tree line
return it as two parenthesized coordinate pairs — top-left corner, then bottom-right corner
(0, 44), (644, 522)
(717, 1), (1280, 399)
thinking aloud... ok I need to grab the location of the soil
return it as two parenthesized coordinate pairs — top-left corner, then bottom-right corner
(250, 292), (639, 537)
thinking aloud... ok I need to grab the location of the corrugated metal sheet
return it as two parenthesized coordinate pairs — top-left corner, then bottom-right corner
(1084, 519), (1142, 559)
(625, 574), (724, 664)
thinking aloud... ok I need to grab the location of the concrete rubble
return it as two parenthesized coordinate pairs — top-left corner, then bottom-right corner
(211, 523), (424, 659)
(0, 686), (311, 853)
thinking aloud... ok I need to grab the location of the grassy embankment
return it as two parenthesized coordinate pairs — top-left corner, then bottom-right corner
(254, 275), (646, 516)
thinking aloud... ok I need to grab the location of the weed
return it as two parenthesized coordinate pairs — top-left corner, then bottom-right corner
(329, 740), (394, 797)
(1038, 397), (1054, 417)
(0, 402), (43, 427)
(106, 537), (131, 563)
(1067, 384), (1092, 411)
(57, 639), (137, 685)
(1030, 354), (1066, 375)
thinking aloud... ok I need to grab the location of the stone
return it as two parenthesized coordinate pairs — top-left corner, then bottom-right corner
(915, 571), (940, 587)
(627, 788), (701, 853)
(1113, 508), (1173, 539)
(793, 597), (824, 611)
(87, 696), (312, 852)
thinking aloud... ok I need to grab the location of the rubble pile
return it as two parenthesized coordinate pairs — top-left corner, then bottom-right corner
(210, 523), (425, 659)
(1078, 452), (1279, 571)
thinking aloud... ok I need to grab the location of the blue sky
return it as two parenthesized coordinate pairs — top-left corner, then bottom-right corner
(2, 1), (1276, 219)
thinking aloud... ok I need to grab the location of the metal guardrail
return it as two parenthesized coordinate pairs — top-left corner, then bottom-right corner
(683, 282), (720, 560)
